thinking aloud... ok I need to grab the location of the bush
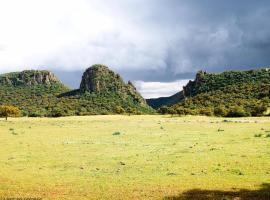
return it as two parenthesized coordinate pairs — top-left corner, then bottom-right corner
(226, 106), (250, 117)
(158, 106), (169, 115)
(126, 107), (136, 115)
(199, 108), (213, 116)
(184, 108), (198, 115)
(115, 106), (125, 114)
(28, 112), (43, 117)
(214, 106), (228, 117)
(250, 104), (268, 116)
(50, 108), (65, 117)
(176, 107), (186, 116)
(254, 133), (263, 137)
(112, 131), (121, 136)
(167, 107), (177, 116)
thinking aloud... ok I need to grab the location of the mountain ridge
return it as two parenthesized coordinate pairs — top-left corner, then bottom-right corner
(0, 65), (154, 116)
(0, 70), (66, 87)
(150, 67), (270, 117)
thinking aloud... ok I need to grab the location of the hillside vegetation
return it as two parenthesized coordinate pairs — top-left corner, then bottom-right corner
(155, 68), (270, 117)
(0, 65), (154, 117)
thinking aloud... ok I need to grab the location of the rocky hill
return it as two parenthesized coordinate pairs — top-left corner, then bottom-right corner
(150, 68), (270, 117)
(79, 65), (145, 104)
(0, 65), (153, 116)
(0, 70), (62, 86)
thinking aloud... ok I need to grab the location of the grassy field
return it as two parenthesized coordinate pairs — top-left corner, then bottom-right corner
(0, 115), (270, 200)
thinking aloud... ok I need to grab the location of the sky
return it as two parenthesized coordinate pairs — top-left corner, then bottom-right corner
(0, 0), (269, 98)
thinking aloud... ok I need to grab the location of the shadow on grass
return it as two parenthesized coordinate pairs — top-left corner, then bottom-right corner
(164, 183), (270, 200)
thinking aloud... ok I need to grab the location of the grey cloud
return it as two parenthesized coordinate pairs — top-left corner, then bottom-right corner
(0, 0), (270, 94)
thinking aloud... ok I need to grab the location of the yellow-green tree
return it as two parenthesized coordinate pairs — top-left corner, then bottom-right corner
(115, 106), (125, 114)
(0, 105), (21, 120)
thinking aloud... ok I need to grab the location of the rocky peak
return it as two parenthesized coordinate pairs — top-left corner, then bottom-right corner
(79, 64), (146, 104)
(80, 64), (122, 93)
(183, 70), (207, 97)
(0, 70), (61, 86)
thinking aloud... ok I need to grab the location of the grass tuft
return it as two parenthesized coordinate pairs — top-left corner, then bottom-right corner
(112, 131), (121, 136)
(254, 133), (263, 137)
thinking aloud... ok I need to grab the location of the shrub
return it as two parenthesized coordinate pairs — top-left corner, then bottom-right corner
(176, 107), (185, 116)
(254, 133), (263, 137)
(199, 108), (213, 116)
(28, 112), (43, 117)
(115, 106), (125, 114)
(226, 106), (250, 117)
(158, 106), (169, 115)
(112, 131), (121, 136)
(50, 108), (65, 117)
(250, 104), (268, 116)
(214, 106), (228, 117)
(126, 107), (136, 115)
(167, 107), (177, 116)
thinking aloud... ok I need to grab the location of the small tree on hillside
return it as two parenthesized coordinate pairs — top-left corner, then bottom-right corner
(0, 105), (21, 120)
(250, 104), (268, 116)
(115, 106), (125, 114)
(158, 106), (168, 115)
(126, 107), (136, 116)
(167, 107), (177, 116)
(176, 107), (186, 116)
(227, 106), (250, 117)
(214, 106), (228, 117)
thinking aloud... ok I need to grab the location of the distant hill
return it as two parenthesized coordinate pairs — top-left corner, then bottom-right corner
(148, 68), (270, 117)
(0, 70), (63, 86)
(146, 91), (184, 109)
(0, 65), (154, 117)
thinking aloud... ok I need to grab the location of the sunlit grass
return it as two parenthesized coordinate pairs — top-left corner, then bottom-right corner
(0, 115), (269, 199)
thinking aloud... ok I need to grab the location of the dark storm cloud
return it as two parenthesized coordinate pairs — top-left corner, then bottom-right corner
(54, 0), (270, 87)
(0, 0), (270, 95)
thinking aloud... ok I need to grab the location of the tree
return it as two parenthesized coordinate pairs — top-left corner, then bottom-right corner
(199, 108), (213, 116)
(227, 106), (250, 117)
(167, 107), (177, 116)
(50, 107), (65, 117)
(158, 106), (168, 115)
(126, 107), (135, 116)
(250, 104), (268, 116)
(176, 107), (186, 116)
(214, 106), (228, 117)
(115, 106), (125, 114)
(0, 105), (21, 120)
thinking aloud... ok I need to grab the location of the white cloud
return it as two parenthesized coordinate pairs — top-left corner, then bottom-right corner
(0, 0), (269, 80)
(0, 0), (168, 73)
(134, 79), (190, 99)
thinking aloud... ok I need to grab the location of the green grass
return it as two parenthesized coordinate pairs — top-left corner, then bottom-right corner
(0, 115), (269, 199)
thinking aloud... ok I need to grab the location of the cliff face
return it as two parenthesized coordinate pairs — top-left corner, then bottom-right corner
(182, 70), (207, 98)
(80, 64), (146, 104)
(0, 70), (62, 86)
(146, 71), (207, 109)
(80, 65), (123, 93)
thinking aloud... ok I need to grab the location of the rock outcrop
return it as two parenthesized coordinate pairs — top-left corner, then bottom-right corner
(0, 70), (61, 86)
(146, 70), (207, 109)
(183, 70), (207, 97)
(80, 64), (146, 104)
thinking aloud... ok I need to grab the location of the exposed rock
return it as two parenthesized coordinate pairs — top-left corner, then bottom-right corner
(79, 64), (146, 104)
(183, 70), (207, 97)
(0, 70), (61, 86)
